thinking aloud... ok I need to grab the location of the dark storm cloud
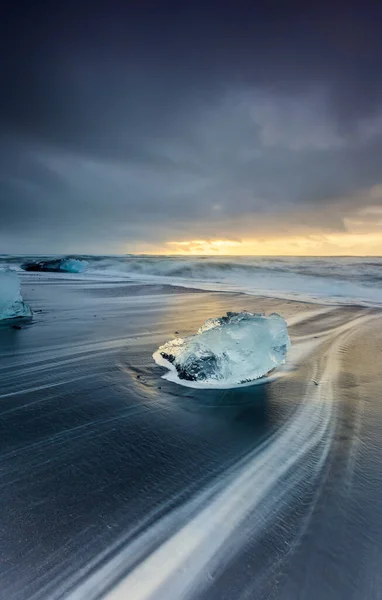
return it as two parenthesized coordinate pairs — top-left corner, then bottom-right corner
(1, 0), (382, 252)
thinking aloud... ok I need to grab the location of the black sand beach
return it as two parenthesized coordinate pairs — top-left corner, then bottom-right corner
(1, 276), (382, 600)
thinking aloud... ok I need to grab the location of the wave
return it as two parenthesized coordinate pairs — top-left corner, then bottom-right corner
(2, 254), (382, 306)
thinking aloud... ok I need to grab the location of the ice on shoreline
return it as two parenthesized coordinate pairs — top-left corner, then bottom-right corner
(154, 311), (291, 387)
(21, 258), (88, 273)
(0, 269), (32, 320)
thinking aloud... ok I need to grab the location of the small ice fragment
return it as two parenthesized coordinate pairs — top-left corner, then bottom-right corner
(154, 311), (290, 386)
(0, 269), (32, 320)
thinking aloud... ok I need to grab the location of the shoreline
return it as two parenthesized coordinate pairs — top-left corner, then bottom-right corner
(18, 268), (382, 311)
(0, 277), (381, 600)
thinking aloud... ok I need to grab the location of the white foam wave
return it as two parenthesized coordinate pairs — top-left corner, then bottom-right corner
(83, 256), (382, 307)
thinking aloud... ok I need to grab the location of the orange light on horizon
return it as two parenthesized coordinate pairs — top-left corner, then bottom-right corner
(166, 240), (242, 255)
(142, 232), (382, 256)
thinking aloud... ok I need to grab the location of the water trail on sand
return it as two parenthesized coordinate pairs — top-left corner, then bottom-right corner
(62, 313), (374, 600)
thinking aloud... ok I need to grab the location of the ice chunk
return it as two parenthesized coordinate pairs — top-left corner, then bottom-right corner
(21, 258), (88, 273)
(58, 258), (87, 273)
(0, 269), (32, 320)
(154, 311), (290, 387)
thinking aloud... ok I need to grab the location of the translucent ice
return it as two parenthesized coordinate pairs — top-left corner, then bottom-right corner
(21, 258), (87, 273)
(0, 269), (32, 320)
(58, 258), (87, 273)
(154, 311), (291, 387)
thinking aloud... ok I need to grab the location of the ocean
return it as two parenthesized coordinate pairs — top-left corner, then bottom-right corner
(2, 254), (382, 305)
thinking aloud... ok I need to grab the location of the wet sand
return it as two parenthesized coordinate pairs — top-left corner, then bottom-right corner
(0, 276), (382, 600)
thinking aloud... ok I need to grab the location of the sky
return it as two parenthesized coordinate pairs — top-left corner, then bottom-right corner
(1, 0), (382, 255)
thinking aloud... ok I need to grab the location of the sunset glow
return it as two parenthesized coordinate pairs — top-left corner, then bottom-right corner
(143, 232), (382, 256)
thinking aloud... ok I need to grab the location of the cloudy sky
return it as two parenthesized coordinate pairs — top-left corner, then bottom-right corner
(1, 0), (382, 255)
